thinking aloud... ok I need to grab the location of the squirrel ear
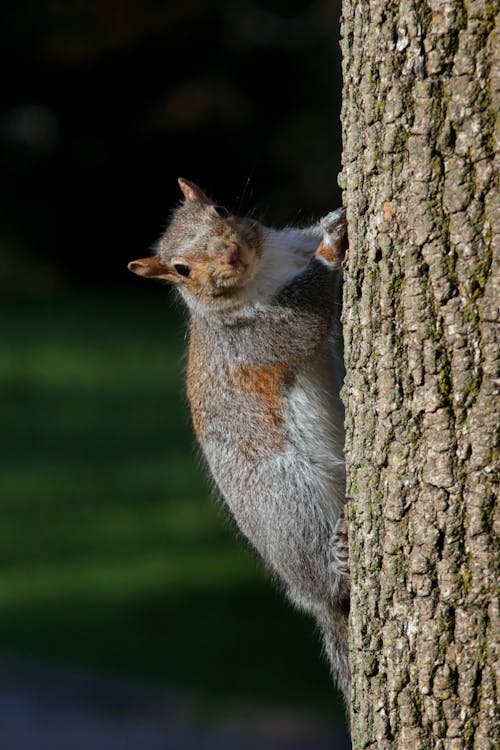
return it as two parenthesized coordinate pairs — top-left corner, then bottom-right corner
(178, 177), (212, 204)
(127, 256), (173, 280)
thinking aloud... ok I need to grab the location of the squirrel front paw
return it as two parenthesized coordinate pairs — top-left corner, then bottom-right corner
(316, 207), (347, 266)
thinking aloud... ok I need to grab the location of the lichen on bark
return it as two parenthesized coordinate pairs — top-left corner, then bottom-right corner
(340, 0), (498, 747)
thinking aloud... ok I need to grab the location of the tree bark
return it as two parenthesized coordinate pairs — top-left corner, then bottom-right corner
(340, 1), (498, 747)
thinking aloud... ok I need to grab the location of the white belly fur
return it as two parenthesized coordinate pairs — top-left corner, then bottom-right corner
(282, 355), (345, 527)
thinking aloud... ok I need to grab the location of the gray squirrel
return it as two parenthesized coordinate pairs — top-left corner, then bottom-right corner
(128, 178), (350, 703)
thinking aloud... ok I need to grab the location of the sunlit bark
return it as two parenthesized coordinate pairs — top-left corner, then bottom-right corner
(340, 1), (498, 746)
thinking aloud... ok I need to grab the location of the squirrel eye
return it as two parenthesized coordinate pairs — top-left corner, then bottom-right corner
(174, 263), (191, 278)
(214, 205), (229, 218)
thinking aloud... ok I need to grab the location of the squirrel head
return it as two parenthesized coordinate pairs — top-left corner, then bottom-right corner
(128, 178), (262, 308)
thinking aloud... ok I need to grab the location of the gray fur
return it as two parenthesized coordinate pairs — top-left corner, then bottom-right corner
(128, 192), (350, 705)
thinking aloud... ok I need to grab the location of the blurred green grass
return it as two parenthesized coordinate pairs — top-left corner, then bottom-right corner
(0, 288), (340, 716)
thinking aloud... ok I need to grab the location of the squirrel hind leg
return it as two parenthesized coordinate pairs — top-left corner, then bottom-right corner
(316, 207), (348, 266)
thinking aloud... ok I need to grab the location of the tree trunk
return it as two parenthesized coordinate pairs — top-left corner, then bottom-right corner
(340, 1), (498, 747)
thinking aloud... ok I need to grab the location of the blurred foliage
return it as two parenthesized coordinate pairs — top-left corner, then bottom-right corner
(0, 0), (342, 290)
(0, 0), (346, 720)
(0, 290), (342, 716)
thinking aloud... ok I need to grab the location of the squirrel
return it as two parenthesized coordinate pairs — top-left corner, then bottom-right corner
(128, 178), (350, 704)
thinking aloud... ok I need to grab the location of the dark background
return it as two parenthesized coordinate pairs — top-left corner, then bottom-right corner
(1, 0), (343, 293)
(0, 1), (348, 746)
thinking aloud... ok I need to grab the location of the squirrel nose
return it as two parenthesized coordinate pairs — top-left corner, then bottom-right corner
(222, 242), (240, 267)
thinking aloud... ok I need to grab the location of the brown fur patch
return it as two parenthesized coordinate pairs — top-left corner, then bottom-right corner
(232, 363), (291, 450)
(316, 240), (338, 264)
(186, 254), (213, 294)
(187, 326), (291, 455)
(179, 250), (252, 300)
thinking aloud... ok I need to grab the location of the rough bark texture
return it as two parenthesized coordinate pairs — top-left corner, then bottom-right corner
(340, 1), (498, 747)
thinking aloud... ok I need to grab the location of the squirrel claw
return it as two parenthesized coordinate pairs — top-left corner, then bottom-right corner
(316, 207), (348, 266)
(321, 207), (347, 236)
(330, 511), (349, 578)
